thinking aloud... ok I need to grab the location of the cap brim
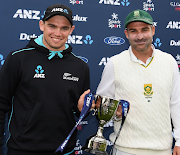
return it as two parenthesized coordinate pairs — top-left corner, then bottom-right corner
(43, 13), (73, 25)
(125, 19), (153, 28)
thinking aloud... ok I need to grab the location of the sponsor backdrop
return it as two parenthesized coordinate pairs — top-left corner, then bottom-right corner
(0, 0), (179, 154)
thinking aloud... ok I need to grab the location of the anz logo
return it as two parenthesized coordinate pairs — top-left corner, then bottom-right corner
(34, 65), (45, 78)
(99, 57), (110, 66)
(13, 9), (41, 20)
(0, 54), (5, 65)
(166, 21), (180, 29)
(67, 35), (93, 45)
(99, 0), (130, 6)
(154, 38), (162, 47)
(121, 0), (130, 6)
(83, 35), (93, 44)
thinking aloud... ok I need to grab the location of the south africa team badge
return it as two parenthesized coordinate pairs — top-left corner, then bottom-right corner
(144, 84), (153, 102)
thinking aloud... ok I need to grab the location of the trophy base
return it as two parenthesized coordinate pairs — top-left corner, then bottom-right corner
(82, 129), (108, 155)
(84, 148), (108, 155)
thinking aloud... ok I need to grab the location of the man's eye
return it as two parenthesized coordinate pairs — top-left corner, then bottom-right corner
(50, 25), (55, 28)
(63, 27), (68, 30)
(130, 30), (136, 33)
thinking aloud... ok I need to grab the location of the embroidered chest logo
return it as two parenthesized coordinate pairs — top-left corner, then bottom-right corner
(34, 65), (45, 78)
(144, 84), (153, 96)
(63, 73), (79, 82)
(144, 84), (153, 102)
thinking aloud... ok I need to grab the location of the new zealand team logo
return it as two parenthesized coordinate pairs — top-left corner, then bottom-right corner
(144, 84), (153, 96)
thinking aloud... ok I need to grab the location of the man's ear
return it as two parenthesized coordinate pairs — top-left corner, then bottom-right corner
(124, 29), (129, 39)
(69, 25), (75, 35)
(152, 26), (155, 36)
(39, 20), (45, 32)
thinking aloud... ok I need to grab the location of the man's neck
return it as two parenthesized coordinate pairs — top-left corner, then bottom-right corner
(132, 48), (153, 64)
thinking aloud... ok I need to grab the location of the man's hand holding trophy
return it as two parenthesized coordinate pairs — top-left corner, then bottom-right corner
(82, 94), (130, 155)
(56, 90), (130, 155)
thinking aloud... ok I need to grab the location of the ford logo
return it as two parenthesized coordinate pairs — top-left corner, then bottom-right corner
(104, 36), (125, 45)
(78, 56), (88, 63)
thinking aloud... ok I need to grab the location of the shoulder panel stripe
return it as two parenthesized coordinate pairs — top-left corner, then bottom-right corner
(12, 48), (35, 55)
(71, 52), (77, 57)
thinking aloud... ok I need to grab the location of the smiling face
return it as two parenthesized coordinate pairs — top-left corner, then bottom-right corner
(39, 15), (75, 51)
(124, 21), (155, 54)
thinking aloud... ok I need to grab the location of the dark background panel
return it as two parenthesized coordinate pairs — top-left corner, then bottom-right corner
(0, 0), (179, 154)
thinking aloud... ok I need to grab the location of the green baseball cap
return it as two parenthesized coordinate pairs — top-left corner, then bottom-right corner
(124, 9), (153, 28)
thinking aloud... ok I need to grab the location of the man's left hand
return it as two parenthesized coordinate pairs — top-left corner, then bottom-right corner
(78, 89), (95, 112)
(173, 146), (180, 155)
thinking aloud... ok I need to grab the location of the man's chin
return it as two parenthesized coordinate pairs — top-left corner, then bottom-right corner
(49, 45), (64, 51)
(135, 47), (147, 52)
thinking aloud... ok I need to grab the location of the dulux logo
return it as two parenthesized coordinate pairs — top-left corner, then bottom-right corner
(20, 33), (39, 40)
(104, 36), (125, 45)
(153, 22), (158, 27)
(73, 15), (87, 22)
(170, 40), (180, 46)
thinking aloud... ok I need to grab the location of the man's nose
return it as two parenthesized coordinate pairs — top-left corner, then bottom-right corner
(54, 29), (62, 36)
(136, 33), (143, 40)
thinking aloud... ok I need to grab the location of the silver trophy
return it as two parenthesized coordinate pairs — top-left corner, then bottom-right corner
(82, 95), (122, 155)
